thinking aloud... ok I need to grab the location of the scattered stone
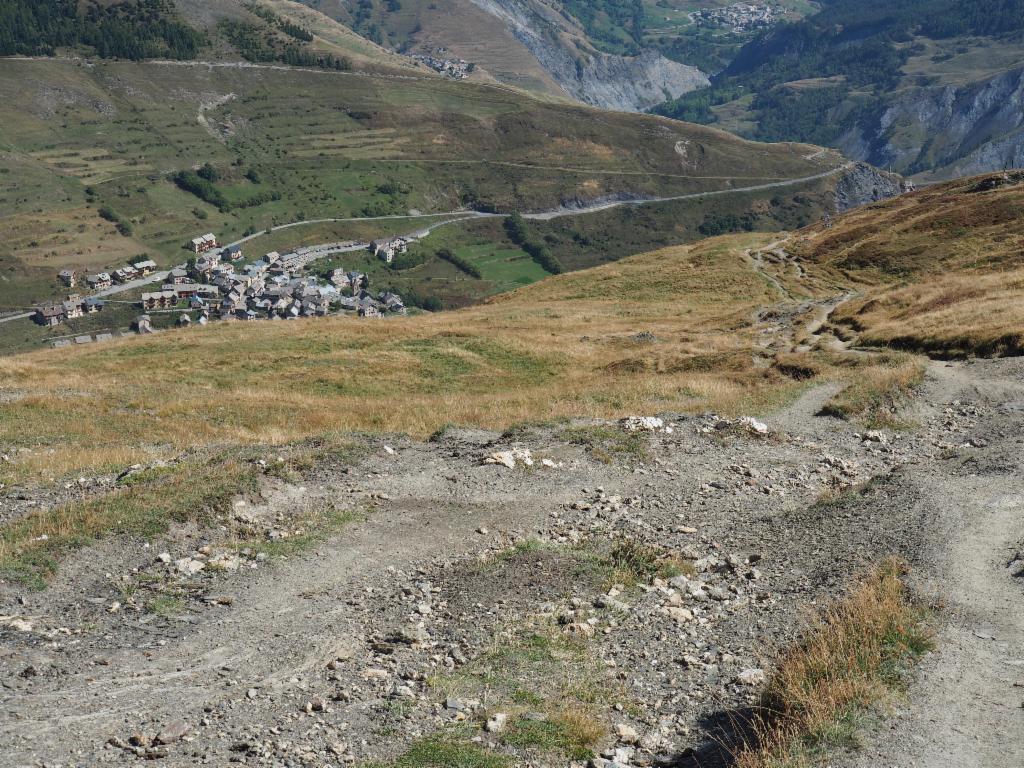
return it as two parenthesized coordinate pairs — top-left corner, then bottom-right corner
(737, 668), (767, 686)
(175, 557), (205, 575)
(614, 722), (639, 744)
(622, 416), (665, 432)
(485, 712), (508, 733)
(483, 448), (534, 469)
(154, 720), (190, 745)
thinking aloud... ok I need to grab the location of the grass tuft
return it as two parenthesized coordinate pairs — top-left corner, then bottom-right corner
(731, 558), (933, 768)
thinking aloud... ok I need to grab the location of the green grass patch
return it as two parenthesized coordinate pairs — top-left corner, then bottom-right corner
(0, 455), (261, 588)
(504, 712), (603, 761)
(560, 425), (650, 464)
(365, 733), (511, 768)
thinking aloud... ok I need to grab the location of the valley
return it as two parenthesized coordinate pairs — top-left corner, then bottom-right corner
(1, 2), (1023, 766)
(2, 173), (1024, 765)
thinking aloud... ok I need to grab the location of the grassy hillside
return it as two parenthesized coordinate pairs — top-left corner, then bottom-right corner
(794, 172), (1024, 357)
(0, 54), (840, 311)
(2, 172), (1018, 490)
(0, 230), (816, 488)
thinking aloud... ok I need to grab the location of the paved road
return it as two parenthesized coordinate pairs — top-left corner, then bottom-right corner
(0, 163), (851, 327)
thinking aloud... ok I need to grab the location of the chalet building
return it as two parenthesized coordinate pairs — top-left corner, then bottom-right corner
(132, 259), (157, 276)
(113, 266), (140, 283)
(189, 233), (218, 254)
(35, 304), (64, 327)
(141, 291), (178, 310)
(62, 297), (84, 320)
(86, 272), (112, 290)
(169, 267), (190, 284)
(58, 269), (77, 287)
(134, 314), (154, 334)
(370, 237), (410, 264)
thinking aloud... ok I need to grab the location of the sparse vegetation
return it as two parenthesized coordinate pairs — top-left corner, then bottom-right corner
(732, 558), (933, 768)
(364, 732), (511, 768)
(0, 455), (261, 588)
(819, 354), (925, 428)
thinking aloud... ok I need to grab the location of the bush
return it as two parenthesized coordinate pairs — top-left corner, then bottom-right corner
(173, 170), (229, 212)
(436, 248), (482, 279)
(504, 213), (564, 274)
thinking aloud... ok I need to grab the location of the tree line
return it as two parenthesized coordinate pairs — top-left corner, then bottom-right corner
(505, 213), (564, 275)
(0, 0), (204, 60)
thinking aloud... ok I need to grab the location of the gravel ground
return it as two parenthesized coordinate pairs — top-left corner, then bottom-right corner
(0, 358), (1021, 768)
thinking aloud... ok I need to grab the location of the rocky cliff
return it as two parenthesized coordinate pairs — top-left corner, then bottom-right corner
(833, 163), (904, 213)
(839, 66), (1024, 180)
(469, 0), (709, 112)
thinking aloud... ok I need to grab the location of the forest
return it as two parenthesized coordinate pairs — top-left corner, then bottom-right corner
(0, 0), (203, 59)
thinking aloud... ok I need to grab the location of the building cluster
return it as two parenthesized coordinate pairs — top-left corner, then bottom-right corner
(369, 236), (413, 264)
(409, 50), (473, 79)
(40, 257), (161, 326)
(38, 232), (413, 340)
(689, 3), (780, 32)
(34, 293), (105, 327)
(136, 237), (408, 331)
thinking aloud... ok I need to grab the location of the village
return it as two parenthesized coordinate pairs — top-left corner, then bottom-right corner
(35, 232), (413, 344)
(408, 49), (474, 80)
(688, 2), (781, 32)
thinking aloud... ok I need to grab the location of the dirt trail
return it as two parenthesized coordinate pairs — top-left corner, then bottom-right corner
(1, 360), (1021, 766)
(851, 360), (1024, 768)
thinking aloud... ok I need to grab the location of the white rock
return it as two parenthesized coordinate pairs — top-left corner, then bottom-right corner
(664, 606), (694, 623)
(485, 712), (508, 733)
(739, 416), (769, 435)
(614, 722), (639, 744)
(737, 668), (767, 686)
(622, 416), (664, 432)
(175, 557), (205, 575)
(483, 447), (534, 469)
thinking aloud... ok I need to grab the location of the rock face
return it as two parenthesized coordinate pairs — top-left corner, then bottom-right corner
(834, 163), (904, 213)
(468, 0), (709, 112)
(839, 66), (1024, 179)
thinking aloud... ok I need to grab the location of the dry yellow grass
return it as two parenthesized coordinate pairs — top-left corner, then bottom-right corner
(734, 558), (932, 768)
(0, 233), (816, 485)
(787, 172), (1024, 358)
(832, 270), (1024, 358)
(3, 174), (1021, 486)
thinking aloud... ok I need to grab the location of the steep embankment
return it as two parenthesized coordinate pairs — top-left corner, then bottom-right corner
(297, 0), (709, 111)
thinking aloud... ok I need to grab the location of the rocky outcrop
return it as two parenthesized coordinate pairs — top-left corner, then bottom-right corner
(468, 0), (709, 112)
(833, 163), (903, 212)
(839, 66), (1024, 179)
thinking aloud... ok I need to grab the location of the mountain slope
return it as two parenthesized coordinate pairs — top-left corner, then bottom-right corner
(0, 49), (847, 312)
(654, 0), (1024, 179)
(298, 0), (710, 111)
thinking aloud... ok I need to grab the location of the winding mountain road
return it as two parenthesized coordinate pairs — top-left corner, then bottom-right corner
(0, 163), (850, 326)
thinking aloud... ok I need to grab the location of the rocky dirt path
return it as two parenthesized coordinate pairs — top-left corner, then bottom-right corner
(850, 360), (1024, 768)
(1, 360), (1021, 767)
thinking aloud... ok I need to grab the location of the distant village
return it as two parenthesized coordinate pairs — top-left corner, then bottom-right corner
(689, 3), (780, 32)
(36, 232), (414, 346)
(409, 49), (474, 80)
